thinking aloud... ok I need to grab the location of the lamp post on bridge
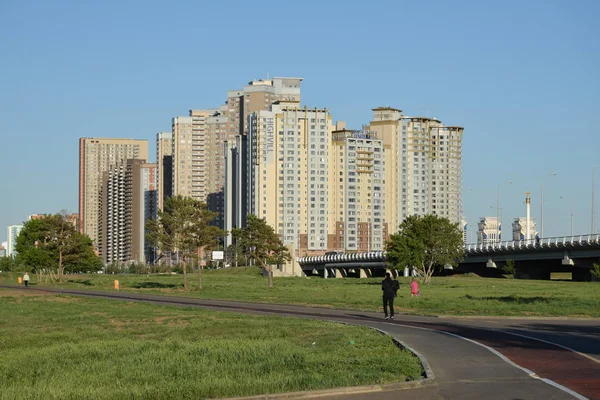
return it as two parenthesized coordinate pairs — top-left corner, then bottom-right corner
(592, 166), (600, 235)
(560, 196), (573, 236)
(540, 172), (557, 239)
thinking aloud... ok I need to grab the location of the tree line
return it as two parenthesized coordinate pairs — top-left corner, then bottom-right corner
(2, 199), (466, 287)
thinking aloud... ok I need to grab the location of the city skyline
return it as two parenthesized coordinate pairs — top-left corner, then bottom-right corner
(1, 1), (599, 243)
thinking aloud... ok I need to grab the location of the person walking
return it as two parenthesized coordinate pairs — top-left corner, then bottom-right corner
(381, 272), (396, 319)
(23, 272), (30, 288)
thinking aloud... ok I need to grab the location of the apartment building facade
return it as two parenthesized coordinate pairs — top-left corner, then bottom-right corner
(329, 127), (386, 252)
(247, 102), (333, 256)
(156, 132), (173, 211)
(368, 108), (464, 232)
(78, 138), (148, 247)
(99, 159), (157, 264)
(6, 225), (23, 258)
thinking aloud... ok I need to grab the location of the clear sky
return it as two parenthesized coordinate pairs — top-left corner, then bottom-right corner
(1, 0), (599, 244)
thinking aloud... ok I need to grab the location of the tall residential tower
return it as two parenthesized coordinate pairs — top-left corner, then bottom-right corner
(78, 138), (148, 247)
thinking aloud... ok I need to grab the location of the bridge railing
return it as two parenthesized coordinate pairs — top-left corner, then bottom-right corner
(464, 233), (600, 252)
(297, 234), (600, 265)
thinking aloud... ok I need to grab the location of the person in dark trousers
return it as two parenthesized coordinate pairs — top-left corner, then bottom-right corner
(381, 272), (397, 319)
(23, 272), (30, 287)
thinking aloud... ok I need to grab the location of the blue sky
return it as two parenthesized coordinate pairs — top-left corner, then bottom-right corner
(1, 0), (599, 243)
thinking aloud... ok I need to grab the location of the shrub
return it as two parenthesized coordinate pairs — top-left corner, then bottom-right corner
(502, 260), (516, 277)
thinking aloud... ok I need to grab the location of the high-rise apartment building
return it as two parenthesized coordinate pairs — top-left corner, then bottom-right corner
(171, 116), (194, 198)
(99, 159), (157, 264)
(7, 225), (23, 258)
(79, 138), (148, 247)
(247, 101), (333, 255)
(172, 78), (303, 231)
(329, 127), (386, 252)
(156, 132), (173, 211)
(227, 77), (302, 137)
(368, 108), (464, 232)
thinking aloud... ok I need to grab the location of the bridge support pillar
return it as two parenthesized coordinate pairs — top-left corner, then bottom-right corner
(359, 268), (372, 278)
(486, 259), (497, 268)
(335, 269), (346, 278)
(561, 253), (574, 266)
(386, 269), (398, 278)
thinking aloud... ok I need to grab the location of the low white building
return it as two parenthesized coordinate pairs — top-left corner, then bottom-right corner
(477, 217), (501, 245)
(512, 218), (537, 241)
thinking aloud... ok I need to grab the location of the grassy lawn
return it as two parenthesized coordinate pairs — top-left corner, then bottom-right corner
(1, 268), (599, 317)
(0, 289), (423, 400)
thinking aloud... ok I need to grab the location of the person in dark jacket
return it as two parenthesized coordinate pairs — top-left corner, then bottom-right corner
(381, 272), (397, 319)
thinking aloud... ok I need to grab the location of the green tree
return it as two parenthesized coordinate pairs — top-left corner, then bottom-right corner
(502, 259), (517, 278)
(15, 211), (102, 280)
(184, 203), (224, 289)
(385, 214), (464, 284)
(147, 196), (224, 290)
(592, 262), (600, 280)
(232, 215), (291, 288)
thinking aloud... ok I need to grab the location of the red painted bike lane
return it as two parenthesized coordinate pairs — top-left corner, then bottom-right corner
(396, 321), (600, 400)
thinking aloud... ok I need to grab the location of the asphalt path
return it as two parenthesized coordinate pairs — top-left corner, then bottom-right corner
(2, 285), (599, 400)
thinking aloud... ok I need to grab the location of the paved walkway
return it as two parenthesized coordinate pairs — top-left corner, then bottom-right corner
(3, 285), (599, 399)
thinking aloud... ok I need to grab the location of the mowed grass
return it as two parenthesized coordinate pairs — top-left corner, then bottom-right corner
(0, 289), (423, 400)
(2, 268), (599, 317)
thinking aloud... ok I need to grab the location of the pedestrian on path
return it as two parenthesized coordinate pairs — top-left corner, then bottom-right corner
(23, 272), (30, 287)
(381, 272), (396, 319)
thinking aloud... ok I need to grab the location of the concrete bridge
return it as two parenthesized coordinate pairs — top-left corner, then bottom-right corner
(296, 234), (600, 281)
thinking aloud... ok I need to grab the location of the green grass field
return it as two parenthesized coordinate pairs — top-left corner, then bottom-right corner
(2, 267), (599, 317)
(0, 289), (422, 400)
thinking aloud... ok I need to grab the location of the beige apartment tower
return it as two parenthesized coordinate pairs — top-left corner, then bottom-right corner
(248, 101), (333, 256)
(171, 77), (303, 230)
(329, 127), (386, 252)
(369, 109), (464, 232)
(79, 138), (148, 246)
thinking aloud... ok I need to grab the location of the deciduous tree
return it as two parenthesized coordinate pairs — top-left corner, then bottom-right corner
(147, 196), (224, 290)
(385, 214), (464, 284)
(232, 215), (291, 288)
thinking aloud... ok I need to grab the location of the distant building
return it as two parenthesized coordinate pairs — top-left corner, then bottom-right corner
(512, 218), (537, 241)
(0, 246), (6, 258)
(368, 108), (464, 231)
(477, 217), (501, 245)
(79, 137), (149, 247)
(99, 159), (158, 264)
(461, 218), (468, 243)
(28, 214), (49, 220)
(7, 225), (23, 258)
(156, 132), (173, 211)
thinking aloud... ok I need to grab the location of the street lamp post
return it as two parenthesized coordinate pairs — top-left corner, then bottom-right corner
(592, 166), (600, 234)
(495, 181), (512, 243)
(560, 196), (573, 236)
(540, 172), (557, 239)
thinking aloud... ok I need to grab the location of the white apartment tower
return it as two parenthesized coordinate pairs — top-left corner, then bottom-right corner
(7, 225), (23, 258)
